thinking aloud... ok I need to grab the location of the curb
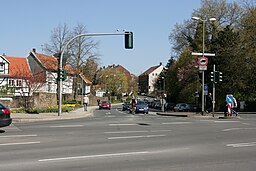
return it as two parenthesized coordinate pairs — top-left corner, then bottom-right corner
(12, 106), (98, 123)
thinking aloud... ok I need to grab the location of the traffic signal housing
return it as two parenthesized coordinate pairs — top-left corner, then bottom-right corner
(57, 69), (67, 81)
(124, 32), (133, 49)
(214, 71), (223, 83)
(210, 71), (215, 83)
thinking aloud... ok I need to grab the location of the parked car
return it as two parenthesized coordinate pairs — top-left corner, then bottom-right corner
(188, 103), (198, 112)
(173, 103), (190, 112)
(0, 103), (12, 128)
(122, 102), (131, 111)
(164, 102), (175, 111)
(99, 101), (111, 110)
(130, 100), (149, 114)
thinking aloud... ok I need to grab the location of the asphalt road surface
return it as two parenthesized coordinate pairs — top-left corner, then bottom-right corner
(1, 105), (256, 171)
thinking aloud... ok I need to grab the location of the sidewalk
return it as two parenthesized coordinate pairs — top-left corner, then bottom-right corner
(12, 106), (98, 123)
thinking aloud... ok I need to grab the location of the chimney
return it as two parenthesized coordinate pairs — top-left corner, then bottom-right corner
(32, 48), (36, 53)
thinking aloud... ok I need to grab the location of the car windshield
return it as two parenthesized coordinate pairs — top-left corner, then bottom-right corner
(137, 101), (146, 105)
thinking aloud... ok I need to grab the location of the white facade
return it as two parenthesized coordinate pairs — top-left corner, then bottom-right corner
(148, 65), (164, 94)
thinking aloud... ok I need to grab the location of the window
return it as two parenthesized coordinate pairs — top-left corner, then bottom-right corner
(16, 80), (22, 87)
(8, 80), (14, 87)
(0, 63), (4, 74)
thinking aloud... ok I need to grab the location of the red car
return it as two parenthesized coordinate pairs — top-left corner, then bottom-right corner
(99, 101), (111, 110)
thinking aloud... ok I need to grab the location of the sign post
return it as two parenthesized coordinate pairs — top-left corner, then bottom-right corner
(192, 52), (215, 115)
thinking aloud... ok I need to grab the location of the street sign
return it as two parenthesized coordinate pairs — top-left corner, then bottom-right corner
(226, 94), (234, 104)
(204, 85), (208, 95)
(198, 57), (208, 66)
(199, 66), (207, 71)
(192, 52), (216, 56)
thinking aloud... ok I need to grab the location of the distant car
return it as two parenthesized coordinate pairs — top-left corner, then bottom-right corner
(0, 103), (12, 128)
(122, 102), (131, 111)
(173, 103), (190, 112)
(99, 101), (111, 110)
(130, 100), (149, 114)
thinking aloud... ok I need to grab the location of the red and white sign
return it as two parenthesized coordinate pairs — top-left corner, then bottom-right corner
(197, 57), (208, 66)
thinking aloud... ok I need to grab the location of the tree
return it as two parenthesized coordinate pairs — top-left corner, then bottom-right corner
(167, 0), (248, 109)
(44, 23), (99, 100)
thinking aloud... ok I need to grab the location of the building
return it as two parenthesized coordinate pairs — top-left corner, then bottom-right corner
(0, 49), (92, 97)
(0, 55), (30, 96)
(138, 63), (164, 95)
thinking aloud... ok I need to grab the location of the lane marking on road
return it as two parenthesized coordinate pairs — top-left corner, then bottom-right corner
(0, 141), (40, 146)
(0, 134), (38, 138)
(108, 134), (166, 140)
(222, 127), (256, 131)
(214, 121), (240, 123)
(50, 125), (84, 128)
(38, 151), (149, 162)
(105, 112), (111, 115)
(104, 130), (171, 134)
(226, 142), (256, 148)
(109, 123), (137, 126)
(162, 122), (191, 125)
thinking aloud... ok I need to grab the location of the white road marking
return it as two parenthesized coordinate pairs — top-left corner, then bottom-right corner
(38, 151), (149, 162)
(214, 121), (240, 123)
(0, 134), (37, 138)
(50, 125), (84, 128)
(104, 130), (171, 134)
(109, 123), (137, 126)
(222, 127), (256, 131)
(162, 122), (191, 125)
(227, 142), (256, 148)
(108, 134), (166, 140)
(0, 141), (40, 146)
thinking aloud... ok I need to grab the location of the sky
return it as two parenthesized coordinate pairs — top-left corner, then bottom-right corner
(1, 0), (203, 76)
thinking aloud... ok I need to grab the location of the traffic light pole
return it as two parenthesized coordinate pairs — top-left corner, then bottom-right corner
(58, 32), (133, 116)
(212, 64), (216, 116)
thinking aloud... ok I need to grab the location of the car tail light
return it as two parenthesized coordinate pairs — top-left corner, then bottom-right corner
(2, 109), (10, 115)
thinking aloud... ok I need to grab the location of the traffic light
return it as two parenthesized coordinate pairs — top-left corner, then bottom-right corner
(57, 69), (67, 81)
(215, 71), (223, 83)
(210, 71), (215, 83)
(219, 72), (223, 82)
(124, 32), (133, 49)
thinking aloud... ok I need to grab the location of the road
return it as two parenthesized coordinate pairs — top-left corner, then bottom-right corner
(1, 105), (256, 171)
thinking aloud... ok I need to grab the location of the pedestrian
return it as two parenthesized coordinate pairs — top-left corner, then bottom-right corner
(83, 95), (89, 111)
(206, 93), (213, 113)
(97, 99), (100, 106)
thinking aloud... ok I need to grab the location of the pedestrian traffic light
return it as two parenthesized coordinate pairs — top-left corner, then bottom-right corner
(57, 69), (67, 81)
(124, 32), (133, 49)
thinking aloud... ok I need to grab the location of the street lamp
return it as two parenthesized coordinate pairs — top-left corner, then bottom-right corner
(192, 16), (216, 115)
(161, 77), (165, 112)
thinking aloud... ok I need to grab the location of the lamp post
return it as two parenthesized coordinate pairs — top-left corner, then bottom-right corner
(192, 16), (216, 115)
(161, 77), (165, 112)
